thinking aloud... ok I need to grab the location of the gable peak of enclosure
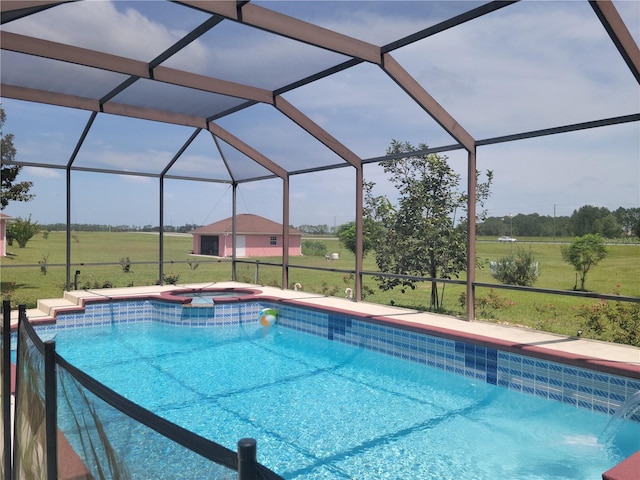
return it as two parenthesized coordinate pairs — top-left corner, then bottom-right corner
(1, 0), (638, 309)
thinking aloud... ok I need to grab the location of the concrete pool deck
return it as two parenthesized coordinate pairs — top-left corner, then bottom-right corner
(13, 281), (639, 377)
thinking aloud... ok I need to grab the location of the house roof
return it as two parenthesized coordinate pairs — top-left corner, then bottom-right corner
(191, 214), (302, 236)
(0, 213), (13, 220)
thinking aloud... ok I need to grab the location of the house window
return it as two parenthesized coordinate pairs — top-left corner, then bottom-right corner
(269, 236), (277, 246)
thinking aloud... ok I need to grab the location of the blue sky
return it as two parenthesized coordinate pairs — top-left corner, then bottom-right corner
(2, 1), (638, 228)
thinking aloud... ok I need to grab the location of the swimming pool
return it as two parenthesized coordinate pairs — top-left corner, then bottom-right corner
(39, 298), (640, 480)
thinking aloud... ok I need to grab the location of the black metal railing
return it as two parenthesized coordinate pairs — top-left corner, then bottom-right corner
(5, 257), (639, 315)
(237, 260), (639, 305)
(1, 301), (11, 480)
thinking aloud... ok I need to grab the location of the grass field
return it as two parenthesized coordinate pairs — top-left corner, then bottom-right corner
(1, 231), (638, 344)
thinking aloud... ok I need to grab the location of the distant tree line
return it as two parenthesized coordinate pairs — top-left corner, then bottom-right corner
(476, 206), (639, 239)
(294, 224), (334, 234)
(40, 223), (202, 233)
(298, 205), (639, 240)
(40, 223), (332, 234)
(35, 206), (638, 239)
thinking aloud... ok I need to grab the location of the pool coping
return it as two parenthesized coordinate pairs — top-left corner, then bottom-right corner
(602, 451), (640, 480)
(14, 281), (640, 380)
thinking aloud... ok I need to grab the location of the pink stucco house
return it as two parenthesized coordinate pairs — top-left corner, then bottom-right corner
(191, 214), (302, 257)
(0, 213), (11, 257)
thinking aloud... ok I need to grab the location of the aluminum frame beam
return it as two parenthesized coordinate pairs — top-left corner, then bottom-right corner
(591, 0), (640, 83)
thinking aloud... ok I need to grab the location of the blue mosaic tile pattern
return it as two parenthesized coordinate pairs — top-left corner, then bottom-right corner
(273, 303), (640, 421)
(36, 300), (154, 333)
(42, 299), (640, 421)
(47, 299), (266, 329)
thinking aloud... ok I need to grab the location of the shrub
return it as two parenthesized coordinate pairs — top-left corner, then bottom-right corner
(163, 273), (180, 285)
(1, 281), (16, 300)
(302, 240), (327, 256)
(119, 256), (132, 273)
(320, 280), (339, 296)
(574, 300), (640, 347)
(459, 289), (514, 319)
(490, 247), (539, 286)
(39, 253), (49, 275)
(82, 279), (114, 289)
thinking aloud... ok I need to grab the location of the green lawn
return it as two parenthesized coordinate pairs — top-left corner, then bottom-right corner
(2, 231), (638, 344)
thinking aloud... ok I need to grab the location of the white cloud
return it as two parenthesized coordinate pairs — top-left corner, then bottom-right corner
(168, 153), (229, 177)
(477, 123), (639, 216)
(76, 149), (173, 173)
(119, 175), (152, 184)
(24, 166), (62, 179)
(392, 1), (638, 138)
(6, 2), (182, 60)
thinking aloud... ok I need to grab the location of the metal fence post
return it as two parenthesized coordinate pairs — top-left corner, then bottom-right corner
(44, 340), (58, 480)
(254, 261), (260, 285)
(1, 300), (11, 480)
(13, 304), (27, 478)
(237, 438), (257, 480)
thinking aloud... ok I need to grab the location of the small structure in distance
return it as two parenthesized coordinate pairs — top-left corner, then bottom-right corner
(191, 214), (302, 257)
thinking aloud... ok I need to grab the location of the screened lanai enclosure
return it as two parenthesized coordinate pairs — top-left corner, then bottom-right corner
(1, 1), (638, 318)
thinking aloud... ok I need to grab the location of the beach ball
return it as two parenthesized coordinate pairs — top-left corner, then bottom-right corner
(259, 308), (277, 326)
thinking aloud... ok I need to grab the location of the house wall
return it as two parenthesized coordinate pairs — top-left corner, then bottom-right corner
(192, 233), (301, 257)
(238, 234), (301, 257)
(0, 219), (5, 256)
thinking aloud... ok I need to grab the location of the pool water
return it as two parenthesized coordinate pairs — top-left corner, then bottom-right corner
(52, 322), (640, 479)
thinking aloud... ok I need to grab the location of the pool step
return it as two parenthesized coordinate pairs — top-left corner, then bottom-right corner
(35, 297), (80, 320)
(7, 298), (77, 328)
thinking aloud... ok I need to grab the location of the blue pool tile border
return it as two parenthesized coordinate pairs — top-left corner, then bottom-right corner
(40, 298), (640, 421)
(275, 302), (640, 421)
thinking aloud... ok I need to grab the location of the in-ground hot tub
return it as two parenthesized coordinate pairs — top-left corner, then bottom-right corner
(167, 288), (259, 305)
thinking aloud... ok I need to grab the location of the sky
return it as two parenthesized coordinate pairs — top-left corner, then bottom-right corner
(1, 0), (639, 229)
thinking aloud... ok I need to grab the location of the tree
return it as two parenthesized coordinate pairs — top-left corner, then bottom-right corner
(1, 106), (35, 209)
(614, 207), (640, 238)
(367, 140), (493, 310)
(561, 234), (608, 291)
(7, 215), (40, 248)
(475, 216), (506, 236)
(336, 217), (377, 257)
(594, 213), (622, 238)
(570, 205), (614, 237)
